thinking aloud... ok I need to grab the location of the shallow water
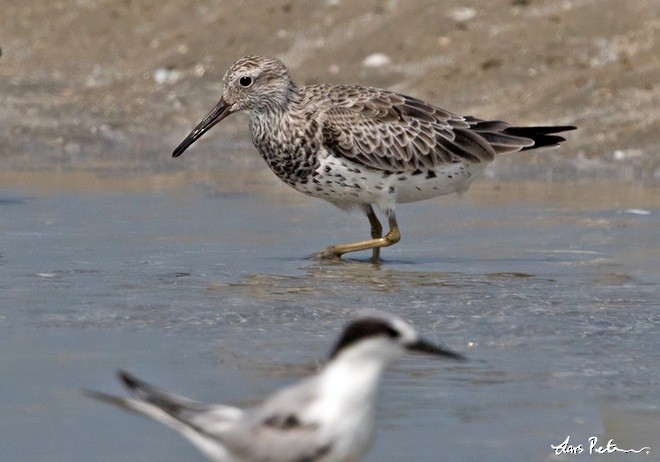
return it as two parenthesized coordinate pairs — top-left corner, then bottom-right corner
(0, 182), (658, 461)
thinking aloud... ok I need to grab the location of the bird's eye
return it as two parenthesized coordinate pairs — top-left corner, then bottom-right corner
(239, 76), (253, 87)
(386, 327), (400, 338)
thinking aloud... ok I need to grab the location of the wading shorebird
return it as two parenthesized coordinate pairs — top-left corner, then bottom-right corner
(85, 311), (464, 462)
(173, 55), (575, 262)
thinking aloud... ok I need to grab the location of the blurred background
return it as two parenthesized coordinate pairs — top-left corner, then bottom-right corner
(1, 0), (658, 191)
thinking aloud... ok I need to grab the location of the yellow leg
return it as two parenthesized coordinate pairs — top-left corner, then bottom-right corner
(366, 206), (383, 262)
(312, 211), (400, 261)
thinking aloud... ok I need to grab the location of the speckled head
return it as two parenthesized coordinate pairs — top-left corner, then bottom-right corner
(173, 55), (293, 158)
(222, 55), (293, 112)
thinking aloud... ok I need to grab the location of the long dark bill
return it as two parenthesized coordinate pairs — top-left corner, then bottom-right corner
(172, 98), (232, 158)
(407, 338), (466, 361)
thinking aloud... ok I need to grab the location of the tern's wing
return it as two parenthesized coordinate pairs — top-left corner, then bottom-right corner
(84, 371), (243, 459)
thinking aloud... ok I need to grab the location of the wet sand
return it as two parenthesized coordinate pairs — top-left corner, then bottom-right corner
(1, 182), (658, 461)
(1, 0), (658, 180)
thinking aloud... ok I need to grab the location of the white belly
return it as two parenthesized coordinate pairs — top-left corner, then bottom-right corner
(296, 153), (488, 212)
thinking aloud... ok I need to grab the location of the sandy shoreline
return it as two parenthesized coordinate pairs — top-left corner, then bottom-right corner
(1, 0), (658, 182)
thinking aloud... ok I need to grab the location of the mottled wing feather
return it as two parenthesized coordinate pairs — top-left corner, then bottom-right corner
(307, 85), (497, 172)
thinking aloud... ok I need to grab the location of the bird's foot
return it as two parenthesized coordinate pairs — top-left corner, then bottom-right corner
(308, 247), (345, 261)
(308, 247), (384, 265)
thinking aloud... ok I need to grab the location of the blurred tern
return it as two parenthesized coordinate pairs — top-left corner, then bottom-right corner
(85, 311), (464, 461)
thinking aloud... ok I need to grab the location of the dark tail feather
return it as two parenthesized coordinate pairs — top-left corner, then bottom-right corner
(118, 370), (206, 414)
(502, 125), (576, 151)
(81, 371), (188, 416)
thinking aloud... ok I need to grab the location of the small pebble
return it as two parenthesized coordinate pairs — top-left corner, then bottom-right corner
(153, 68), (182, 85)
(362, 53), (391, 68)
(437, 36), (451, 47)
(448, 7), (476, 22)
